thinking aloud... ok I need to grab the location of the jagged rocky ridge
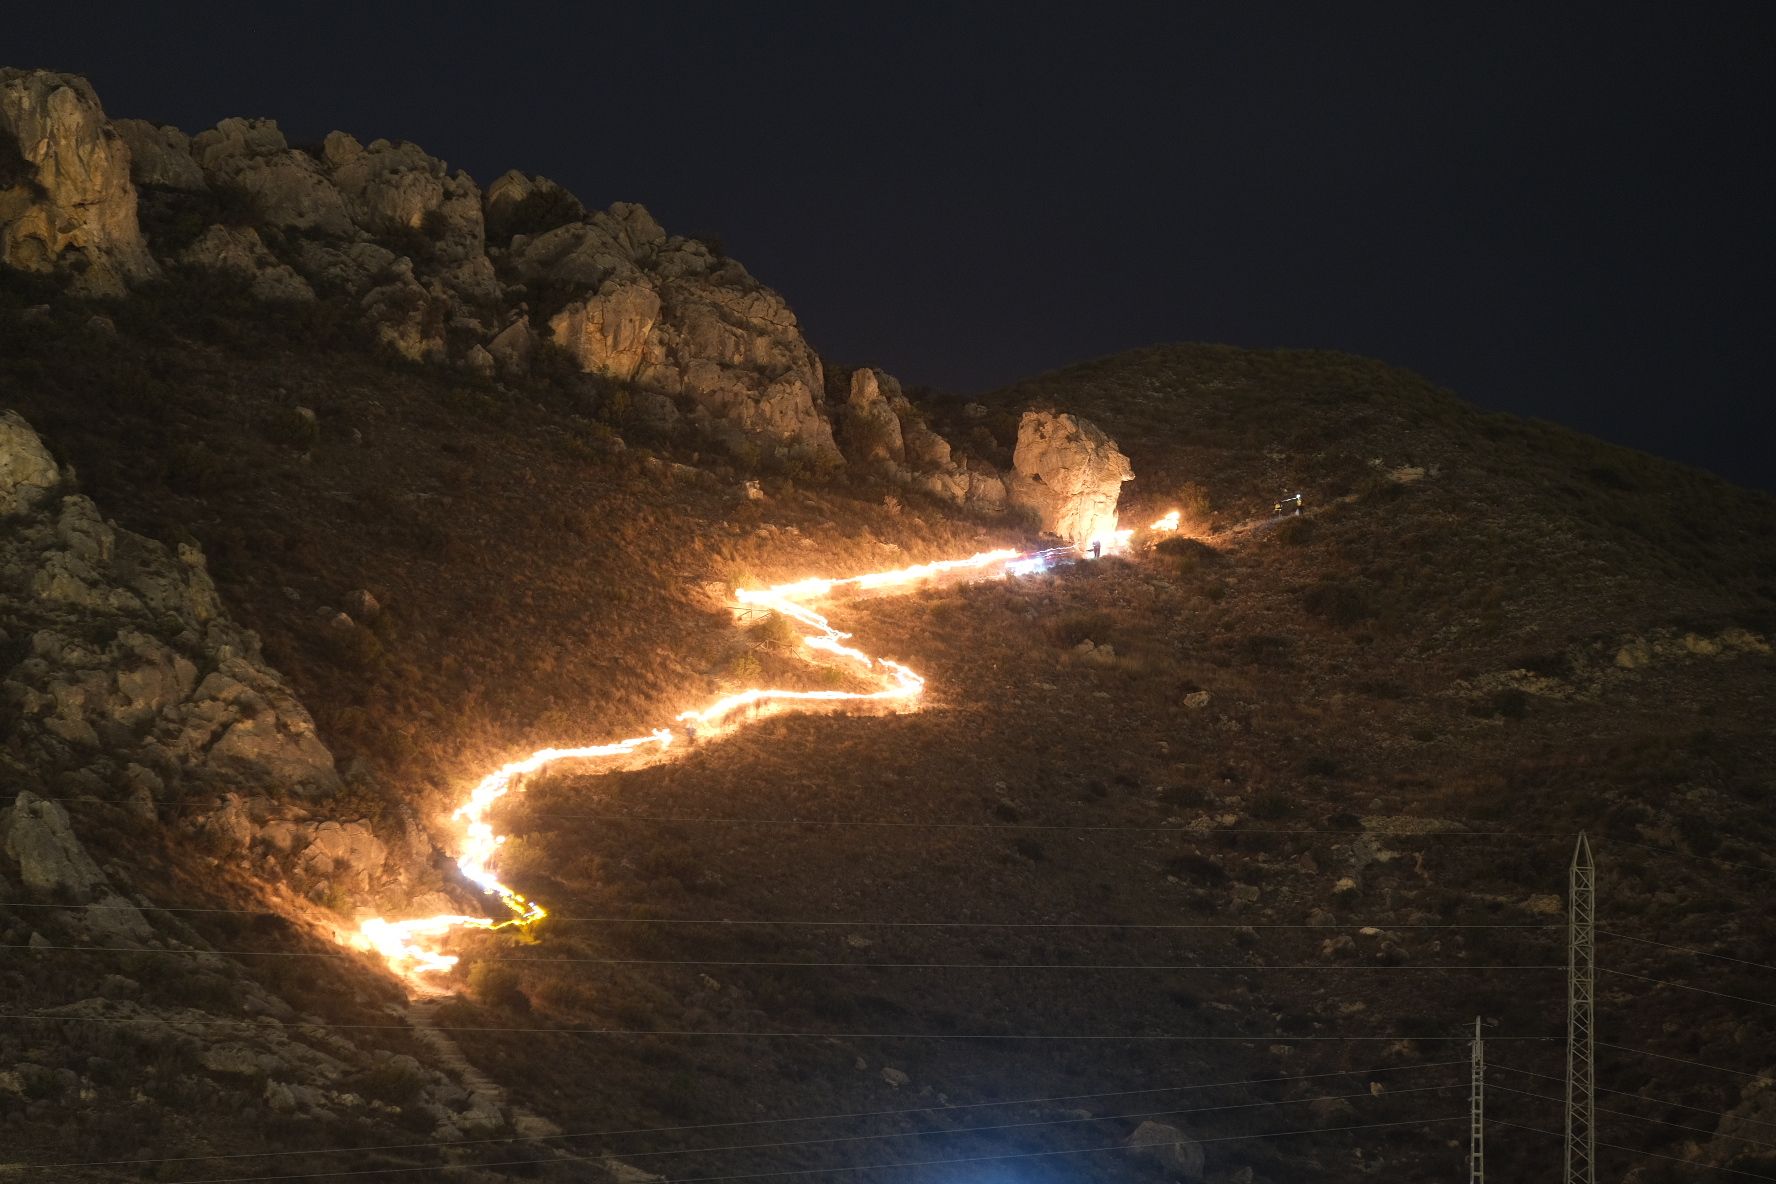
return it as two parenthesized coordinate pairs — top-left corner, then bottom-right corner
(0, 65), (1128, 541)
(0, 409), (570, 1155)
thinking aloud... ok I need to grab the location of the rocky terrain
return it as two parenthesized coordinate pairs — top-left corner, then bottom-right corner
(0, 65), (1034, 510)
(3, 65), (1775, 1184)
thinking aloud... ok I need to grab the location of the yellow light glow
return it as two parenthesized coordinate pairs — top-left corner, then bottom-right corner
(352, 548), (1032, 988)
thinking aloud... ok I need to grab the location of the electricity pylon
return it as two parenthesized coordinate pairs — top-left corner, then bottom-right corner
(1470, 1016), (1485, 1184)
(1565, 833), (1596, 1184)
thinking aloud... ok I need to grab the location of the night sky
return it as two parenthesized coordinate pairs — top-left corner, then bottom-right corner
(12, 4), (1773, 488)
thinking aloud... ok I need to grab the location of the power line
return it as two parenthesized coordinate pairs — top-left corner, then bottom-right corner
(42, 1059), (1465, 1170)
(9, 793), (1569, 837)
(1598, 1042), (1776, 1083)
(0, 899), (1564, 930)
(1591, 834), (1776, 878)
(1491, 1083), (1776, 1153)
(157, 1114), (1471, 1184)
(1600, 930), (1776, 975)
(1491, 1062), (1776, 1131)
(21, 798), (1774, 877)
(3, 943), (1565, 971)
(82, 1083), (1463, 1179)
(1601, 968), (1776, 1011)
(0, 1011), (1566, 1040)
(41, 787), (1774, 872)
(505, 811), (1563, 838)
(1492, 1118), (1776, 1181)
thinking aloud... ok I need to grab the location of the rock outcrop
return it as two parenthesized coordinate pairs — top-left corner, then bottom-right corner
(0, 412), (545, 1148)
(189, 117), (353, 235)
(180, 223), (315, 301)
(1127, 1119), (1206, 1180)
(0, 414), (448, 904)
(1007, 410), (1133, 545)
(112, 118), (206, 190)
(840, 368), (1007, 509)
(0, 70), (1019, 476)
(0, 408), (62, 514)
(0, 68), (159, 295)
(523, 207), (841, 462)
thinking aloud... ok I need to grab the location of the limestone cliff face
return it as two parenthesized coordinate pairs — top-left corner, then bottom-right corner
(0, 68), (1078, 487)
(0, 425), (539, 1143)
(0, 411), (439, 914)
(525, 206), (841, 462)
(0, 68), (158, 295)
(840, 368), (1007, 511)
(1008, 410), (1133, 545)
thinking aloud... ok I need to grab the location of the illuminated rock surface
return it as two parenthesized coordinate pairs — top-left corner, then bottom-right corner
(0, 68), (158, 295)
(1008, 409), (1134, 545)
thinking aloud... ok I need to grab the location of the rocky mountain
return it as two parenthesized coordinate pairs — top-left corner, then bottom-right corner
(2, 66), (1774, 1184)
(0, 66), (1061, 512)
(0, 70), (157, 296)
(0, 410), (575, 1175)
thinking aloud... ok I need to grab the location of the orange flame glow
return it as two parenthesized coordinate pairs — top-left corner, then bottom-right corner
(351, 548), (1041, 988)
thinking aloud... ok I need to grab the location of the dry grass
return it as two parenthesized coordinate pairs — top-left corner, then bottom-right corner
(5, 279), (1775, 1181)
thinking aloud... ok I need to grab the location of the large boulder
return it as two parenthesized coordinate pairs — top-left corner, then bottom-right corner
(659, 280), (838, 462)
(483, 169), (584, 243)
(112, 119), (206, 191)
(321, 132), (486, 265)
(1126, 1120), (1205, 1180)
(549, 279), (663, 383)
(486, 316), (535, 376)
(1007, 410), (1133, 546)
(1, 409), (63, 516)
(3, 790), (108, 899)
(0, 68), (160, 295)
(190, 117), (353, 235)
(508, 218), (641, 290)
(841, 368), (906, 467)
(180, 224), (315, 301)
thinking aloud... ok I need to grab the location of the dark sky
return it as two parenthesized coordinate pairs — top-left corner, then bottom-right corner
(12, 3), (1774, 488)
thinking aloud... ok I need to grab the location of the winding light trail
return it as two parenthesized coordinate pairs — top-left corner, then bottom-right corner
(349, 533), (1146, 986)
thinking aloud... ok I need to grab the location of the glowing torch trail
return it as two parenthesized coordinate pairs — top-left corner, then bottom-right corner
(350, 548), (1021, 985)
(350, 536), (1167, 987)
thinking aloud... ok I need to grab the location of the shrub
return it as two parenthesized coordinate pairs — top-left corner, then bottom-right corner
(749, 612), (802, 648)
(1156, 535), (1214, 557)
(1276, 516), (1318, 545)
(1164, 852), (1227, 886)
(164, 440), (244, 495)
(1236, 633), (1293, 665)
(1045, 610), (1115, 648)
(1250, 790), (1295, 817)
(1469, 687), (1530, 719)
(1302, 579), (1377, 627)
(467, 963), (529, 1012)
(355, 1059), (427, 1105)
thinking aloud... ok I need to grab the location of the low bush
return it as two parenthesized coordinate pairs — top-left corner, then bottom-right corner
(1302, 578), (1377, 627)
(1044, 609), (1116, 648)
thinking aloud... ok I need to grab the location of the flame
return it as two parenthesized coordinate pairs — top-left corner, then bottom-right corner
(1150, 510), (1181, 532)
(350, 547), (1050, 988)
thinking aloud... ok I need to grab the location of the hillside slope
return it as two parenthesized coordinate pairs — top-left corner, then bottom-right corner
(6, 282), (1774, 1181)
(3, 68), (1775, 1184)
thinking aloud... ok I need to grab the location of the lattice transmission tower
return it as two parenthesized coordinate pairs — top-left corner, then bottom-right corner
(1565, 833), (1596, 1184)
(1469, 1015), (1485, 1184)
